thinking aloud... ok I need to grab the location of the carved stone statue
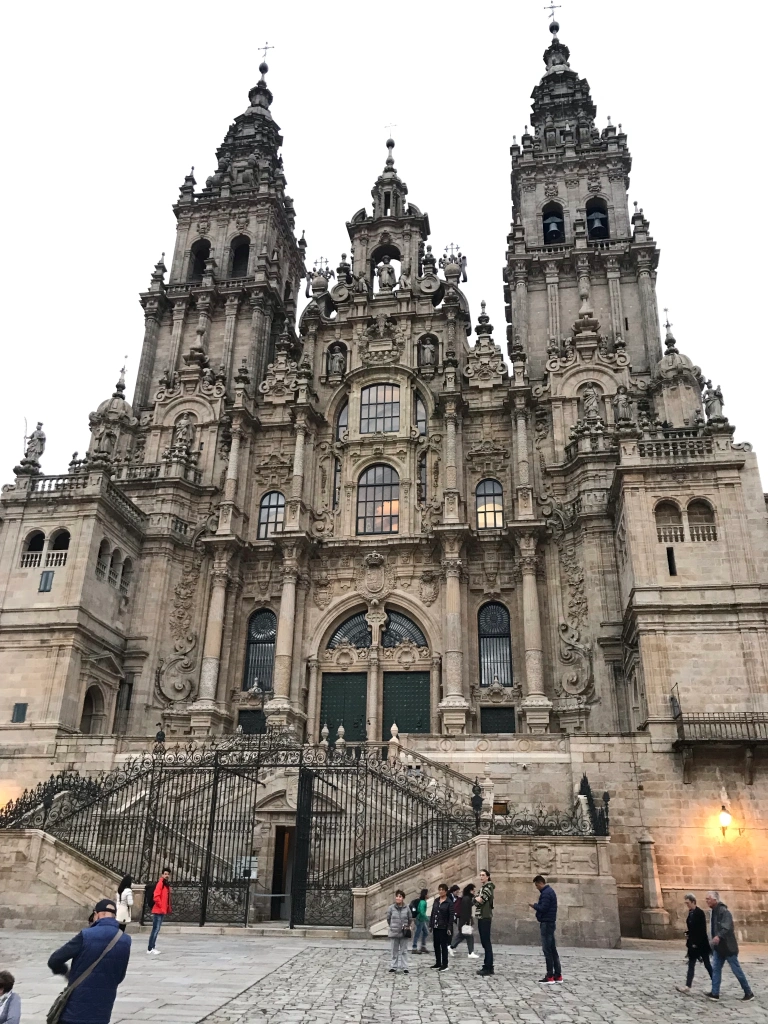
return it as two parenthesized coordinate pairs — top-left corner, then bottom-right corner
(397, 259), (411, 291)
(354, 272), (369, 295)
(328, 345), (346, 376)
(376, 255), (396, 291)
(24, 422), (46, 462)
(613, 385), (633, 422)
(173, 413), (194, 448)
(419, 336), (437, 367)
(582, 384), (601, 420)
(704, 380), (725, 420)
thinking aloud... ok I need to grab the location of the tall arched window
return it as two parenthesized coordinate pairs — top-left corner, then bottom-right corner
(586, 198), (609, 240)
(243, 609), (277, 691)
(357, 465), (399, 535)
(687, 499), (717, 542)
(381, 611), (427, 648)
(21, 530), (45, 568)
(360, 384), (400, 433)
(96, 539), (110, 581)
(654, 501), (683, 543)
(336, 398), (348, 441)
(478, 602), (513, 687)
(258, 491), (285, 539)
(327, 611), (372, 649)
(47, 529), (70, 568)
(414, 393), (427, 436)
(120, 557), (133, 596)
(108, 549), (123, 588)
(542, 202), (565, 244)
(188, 239), (211, 282)
(229, 235), (250, 277)
(476, 479), (504, 530)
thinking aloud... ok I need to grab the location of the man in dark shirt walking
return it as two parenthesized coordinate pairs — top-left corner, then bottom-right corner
(48, 898), (131, 1024)
(530, 874), (562, 983)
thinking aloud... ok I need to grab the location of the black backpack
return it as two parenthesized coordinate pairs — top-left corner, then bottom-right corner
(409, 897), (420, 916)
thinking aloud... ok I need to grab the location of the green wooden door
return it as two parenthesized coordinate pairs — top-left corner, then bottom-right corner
(320, 673), (367, 742)
(382, 671), (430, 739)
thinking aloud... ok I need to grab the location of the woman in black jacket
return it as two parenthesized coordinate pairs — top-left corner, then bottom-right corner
(429, 884), (453, 971)
(677, 893), (713, 993)
(449, 884), (478, 958)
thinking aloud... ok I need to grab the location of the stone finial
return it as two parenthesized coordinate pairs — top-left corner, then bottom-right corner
(319, 723), (329, 750)
(334, 723), (346, 753)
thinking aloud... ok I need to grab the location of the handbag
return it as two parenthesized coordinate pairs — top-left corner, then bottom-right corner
(461, 924), (473, 936)
(402, 923), (412, 938)
(47, 929), (122, 1024)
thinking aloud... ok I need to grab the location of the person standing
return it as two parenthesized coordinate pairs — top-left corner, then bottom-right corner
(48, 899), (131, 1024)
(0, 971), (21, 1024)
(449, 884), (479, 959)
(115, 875), (133, 933)
(410, 888), (429, 954)
(705, 892), (754, 1001)
(429, 884), (452, 972)
(676, 893), (712, 994)
(474, 869), (495, 976)
(386, 890), (412, 974)
(147, 868), (171, 955)
(530, 875), (562, 983)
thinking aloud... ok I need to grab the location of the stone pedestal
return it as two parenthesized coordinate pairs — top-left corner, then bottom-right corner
(638, 832), (672, 939)
(521, 694), (553, 734)
(188, 702), (231, 738)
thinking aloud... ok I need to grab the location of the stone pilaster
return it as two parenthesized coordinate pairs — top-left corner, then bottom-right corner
(438, 547), (468, 734)
(544, 260), (561, 350)
(517, 532), (551, 733)
(514, 398), (534, 520)
(189, 559), (233, 736)
(167, 297), (190, 377)
(264, 553), (302, 732)
(222, 293), (241, 388)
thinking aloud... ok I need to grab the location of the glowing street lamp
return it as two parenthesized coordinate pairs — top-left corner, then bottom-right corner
(719, 805), (732, 836)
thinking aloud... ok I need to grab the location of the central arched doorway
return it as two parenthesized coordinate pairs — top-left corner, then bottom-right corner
(319, 609), (432, 742)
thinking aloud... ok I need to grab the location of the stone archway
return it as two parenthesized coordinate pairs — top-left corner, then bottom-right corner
(79, 684), (107, 735)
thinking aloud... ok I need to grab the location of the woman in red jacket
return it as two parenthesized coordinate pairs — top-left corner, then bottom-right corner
(147, 868), (171, 955)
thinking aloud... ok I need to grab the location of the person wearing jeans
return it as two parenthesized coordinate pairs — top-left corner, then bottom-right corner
(147, 868), (171, 954)
(449, 884), (478, 958)
(676, 894), (712, 994)
(474, 870), (495, 976)
(411, 888), (429, 953)
(705, 891), (754, 1001)
(530, 874), (562, 983)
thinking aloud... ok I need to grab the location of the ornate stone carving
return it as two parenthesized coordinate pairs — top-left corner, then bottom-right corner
(465, 303), (506, 389)
(559, 545), (588, 627)
(419, 569), (441, 606)
(466, 439), (510, 475)
(381, 640), (431, 667)
(358, 314), (406, 366)
(355, 551), (396, 603)
(254, 452), (293, 486)
(259, 335), (299, 403)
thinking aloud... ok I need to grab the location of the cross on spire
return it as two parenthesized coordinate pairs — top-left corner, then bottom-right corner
(259, 41), (274, 62)
(544, 2), (561, 22)
(663, 308), (672, 331)
(384, 123), (397, 137)
(445, 243), (460, 258)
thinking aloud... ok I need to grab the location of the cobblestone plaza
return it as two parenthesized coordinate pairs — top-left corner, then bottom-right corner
(3, 933), (766, 1024)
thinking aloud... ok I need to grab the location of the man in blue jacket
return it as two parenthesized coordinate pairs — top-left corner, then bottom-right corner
(530, 874), (562, 983)
(48, 898), (131, 1024)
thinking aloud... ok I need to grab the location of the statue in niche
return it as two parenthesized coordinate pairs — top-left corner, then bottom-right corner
(704, 380), (724, 420)
(24, 422), (46, 462)
(376, 255), (396, 291)
(327, 345), (346, 376)
(581, 384), (601, 420)
(419, 336), (437, 367)
(354, 271), (370, 295)
(174, 413), (195, 448)
(397, 259), (412, 291)
(613, 385), (633, 422)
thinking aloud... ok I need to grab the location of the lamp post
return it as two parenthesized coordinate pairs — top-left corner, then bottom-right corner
(471, 778), (484, 833)
(719, 805), (732, 837)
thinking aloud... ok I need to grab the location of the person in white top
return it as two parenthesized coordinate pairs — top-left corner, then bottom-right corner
(115, 875), (134, 931)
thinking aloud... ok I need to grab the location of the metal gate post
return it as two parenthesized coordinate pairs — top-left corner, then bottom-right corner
(290, 765), (313, 928)
(138, 753), (163, 925)
(199, 750), (221, 927)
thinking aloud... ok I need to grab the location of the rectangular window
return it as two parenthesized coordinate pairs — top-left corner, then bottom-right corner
(238, 710), (267, 735)
(39, 571), (54, 592)
(360, 384), (400, 434)
(666, 547), (677, 577)
(11, 702), (27, 723)
(480, 707), (517, 734)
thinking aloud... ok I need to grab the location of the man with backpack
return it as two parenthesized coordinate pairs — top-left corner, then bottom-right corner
(147, 868), (171, 955)
(409, 888), (429, 954)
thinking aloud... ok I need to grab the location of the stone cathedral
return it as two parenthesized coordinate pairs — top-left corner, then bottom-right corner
(1, 22), (766, 940)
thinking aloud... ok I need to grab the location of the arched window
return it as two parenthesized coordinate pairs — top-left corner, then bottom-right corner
(243, 609), (277, 691)
(80, 685), (106, 735)
(478, 602), (513, 687)
(687, 500), (717, 542)
(414, 393), (427, 436)
(120, 557), (133, 595)
(108, 549), (123, 588)
(655, 501), (683, 543)
(357, 465), (399, 535)
(360, 384), (400, 434)
(381, 611), (427, 648)
(188, 239), (211, 282)
(96, 539), (110, 581)
(258, 491), (285, 539)
(542, 202), (566, 244)
(336, 398), (348, 441)
(21, 530), (45, 568)
(46, 529), (70, 568)
(327, 611), (372, 649)
(476, 479), (504, 530)
(229, 235), (250, 278)
(586, 198), (609, 240)
(417, 452), (427, 503)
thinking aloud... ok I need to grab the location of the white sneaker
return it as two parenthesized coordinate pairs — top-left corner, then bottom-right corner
(448, 946), (455, 957)
(468, 952), (480, 958)
(148, 949), (160, 955)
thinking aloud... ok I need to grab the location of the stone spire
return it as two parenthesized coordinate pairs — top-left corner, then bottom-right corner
(371, 138), (409, 220)
(530, 19), (597, 140)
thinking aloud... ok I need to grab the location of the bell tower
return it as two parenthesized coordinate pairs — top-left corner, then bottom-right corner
(133, 61), (306, 413)
(504, 19), (662, 381)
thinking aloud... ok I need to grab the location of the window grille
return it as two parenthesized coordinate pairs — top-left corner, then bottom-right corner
(327, 612), (372, 649)
(356, 464), (399, 535)
(381, 611), (427, 648)
(243, 609), (277, 691)
(360, 384), (400, 433)
(258, 491), (285, 539)
(476, 479), (504, 530)
(478, 602), (513, 687)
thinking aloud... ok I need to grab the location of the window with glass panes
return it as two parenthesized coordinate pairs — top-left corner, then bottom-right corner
(336, 399), (348, 441)
(357, 464), (399, 534)
(476, 478), (504, 530)
(360, 384), (400, 433)
(414, 393), (427, 436)
(478, 602), (513, 687)
(243, 609), (277, 690)
(257, 491), (285, 539)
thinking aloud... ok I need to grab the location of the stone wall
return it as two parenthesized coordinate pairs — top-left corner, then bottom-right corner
(0, 829), (122, 930)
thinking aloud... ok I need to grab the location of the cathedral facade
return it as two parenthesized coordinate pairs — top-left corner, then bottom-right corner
(1, 22), (767, 938)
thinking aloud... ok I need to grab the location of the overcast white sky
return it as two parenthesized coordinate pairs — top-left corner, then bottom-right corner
(1, 0), (764, 484)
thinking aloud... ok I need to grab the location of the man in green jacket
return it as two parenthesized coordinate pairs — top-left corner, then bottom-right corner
(474, 870), (495, 975)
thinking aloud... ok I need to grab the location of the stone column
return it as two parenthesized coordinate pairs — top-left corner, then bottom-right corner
(514, 398), (533, 520)
(637, 254), (661, 361)
(265, 559), (300, 730)
(430, 654), (442, 735)
(167, 298), (189, 377)
(249, 293), (271, 385)
(133, 304), (162, 410)
(438, 553), (469, 734)
(513, 264), (528, 350)
(367, 646), (381, 743)
(217, 426), (242, 536)
(222, 294), (241, 388)
(605, 256), (625, 343)
(517, 533), (551, 733)
(638, 832), (672, 938)
(443, 407), (461, 524)
(544, 261), (561, 349)
(291, 424), (306, 499)
(189, 561), (233, 734)
(306, 658), (320, 743)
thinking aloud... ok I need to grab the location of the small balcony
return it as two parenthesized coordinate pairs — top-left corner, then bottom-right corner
(20, 552), (42, 568)
(671, 687), (768, 784)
